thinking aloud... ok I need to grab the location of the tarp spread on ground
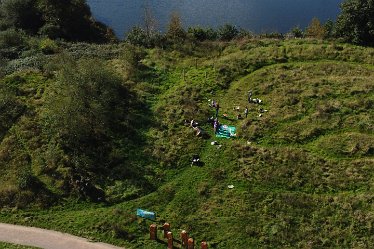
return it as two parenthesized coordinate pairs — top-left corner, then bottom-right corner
(216, 125), (236, 138)
(136, 208), (156, 220)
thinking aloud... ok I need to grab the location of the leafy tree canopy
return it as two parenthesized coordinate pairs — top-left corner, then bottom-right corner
(0, 0), (42, 32)
(336, 0), (374, 46)
(0, 0), (115, 42)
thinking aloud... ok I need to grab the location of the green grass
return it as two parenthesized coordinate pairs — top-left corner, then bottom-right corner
(0, 38), (374, 248)
(0, 242), (39, 249)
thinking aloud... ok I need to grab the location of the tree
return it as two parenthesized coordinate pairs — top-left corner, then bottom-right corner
(125, 26), (148, 47)
(0, 0), (42, 32)
(166, 11), (186, 42)
(187, 26), (218, 41)
(126, 5), (164, 48)
(324, 19), (335, 38)
(0, 0), (115, 42)
(41, 57), (130, 199)
(143, 3), (157, 41)
(335, 0), (374, 46)
(188, 26), (207, 41)
(217, 24), (239, 41)
(305, 17), (326, 39)
(291, 25), (304, 38)
(37, 0), (111, 42)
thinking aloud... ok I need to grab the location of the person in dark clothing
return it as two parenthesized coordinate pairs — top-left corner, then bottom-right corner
(248, 90), (252, 103)
(207, 116), (214, 124)
(191, 154), (200, 166)
(215, 103), (220, 117)
(245, 107), (249, 118)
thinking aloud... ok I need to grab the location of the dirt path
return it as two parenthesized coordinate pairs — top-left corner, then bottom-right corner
(0, 223), (124, 249)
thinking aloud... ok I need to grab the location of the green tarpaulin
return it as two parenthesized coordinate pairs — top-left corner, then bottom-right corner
(216, 125), (236, 138)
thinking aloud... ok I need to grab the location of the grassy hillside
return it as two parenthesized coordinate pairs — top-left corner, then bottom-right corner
(0, 39), (374, 248)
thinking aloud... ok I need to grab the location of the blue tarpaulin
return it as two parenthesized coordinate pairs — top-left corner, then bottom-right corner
(136, 208), (156, 220)
(216, 125), (236, 138)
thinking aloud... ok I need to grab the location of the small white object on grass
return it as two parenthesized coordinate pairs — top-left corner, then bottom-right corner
(228, 185), (234, 189)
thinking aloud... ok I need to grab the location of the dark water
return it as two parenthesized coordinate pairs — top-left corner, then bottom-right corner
(86, 0), (343, 39)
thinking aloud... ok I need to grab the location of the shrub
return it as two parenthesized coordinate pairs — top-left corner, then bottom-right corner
(17, 168), (36, 190)
(38, 23), (63, 39)
(188, 26), (218, 41)
(39, 38), (58, 54)
(0, 28), (26, 48)
(125, 26), (148, 47)
(291, 26), (304, 38)
(237, 28), (253, 39)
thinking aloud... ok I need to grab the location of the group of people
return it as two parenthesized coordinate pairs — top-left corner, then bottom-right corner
(188, 91), (262, 137)
(187, 90), (264, 166)
(234, 106), (249, 120)
(248, 90), (262, 104)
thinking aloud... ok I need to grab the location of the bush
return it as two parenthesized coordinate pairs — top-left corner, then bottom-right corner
(39, 38), (58, 54)
(291, 26), (304, 38)
(17, 168), (36, 190)
(5, 55), (46, 73)
(0, 28), (26, 48)
(38, 23), (63, 40)
(188, 26), (218, 41)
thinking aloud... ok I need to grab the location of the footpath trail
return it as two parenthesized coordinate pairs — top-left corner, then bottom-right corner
(0, 223), (124, 249)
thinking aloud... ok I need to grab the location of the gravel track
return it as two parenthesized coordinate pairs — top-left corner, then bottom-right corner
(0, 223), (124, 249)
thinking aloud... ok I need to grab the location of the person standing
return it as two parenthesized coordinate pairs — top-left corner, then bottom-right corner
(248, 90), (252, 103)
(215, 102), (220, 117)
(245, 106), (248, 118)
(213, 121), (218, 134)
